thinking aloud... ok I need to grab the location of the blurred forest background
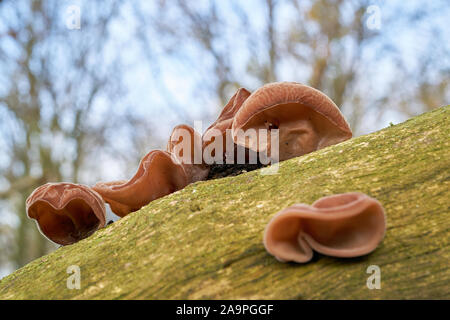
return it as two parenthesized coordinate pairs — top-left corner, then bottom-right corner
(0, 0), (449, 278)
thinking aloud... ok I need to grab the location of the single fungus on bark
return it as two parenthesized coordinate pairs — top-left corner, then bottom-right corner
(26, 183), (106, 245)
(232, 82), (352, 161)
(93, 150), (188, 217)
(263, 192), (386, 263)
(167, 124), (209, 183)
(202, 87), (252, 163)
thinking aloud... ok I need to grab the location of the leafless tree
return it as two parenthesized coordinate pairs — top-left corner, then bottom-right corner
(132, 0), (449, 133)
(0, 0), (140, 269)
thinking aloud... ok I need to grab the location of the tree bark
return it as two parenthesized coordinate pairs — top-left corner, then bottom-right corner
(1, 106), (449, 299)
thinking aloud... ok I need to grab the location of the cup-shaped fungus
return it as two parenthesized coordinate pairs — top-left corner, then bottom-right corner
(93, 150), (188, 217)
(167, 124), (209, 183)
(202, 87), (251, 163)
(26, 183), (106, 245)
(263, 192), (386, 263)
(232, 82), (352, 161)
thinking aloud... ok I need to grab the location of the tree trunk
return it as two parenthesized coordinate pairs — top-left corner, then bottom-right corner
(1, 106), (449, 299)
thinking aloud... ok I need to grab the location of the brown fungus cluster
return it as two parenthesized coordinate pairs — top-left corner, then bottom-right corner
(26, 81), (385, 261)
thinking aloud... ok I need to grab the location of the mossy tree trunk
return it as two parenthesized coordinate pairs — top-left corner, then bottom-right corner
(1, 106), (449, 299)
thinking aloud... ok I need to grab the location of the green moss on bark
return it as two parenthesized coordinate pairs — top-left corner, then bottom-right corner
(1, 106), (449, 299)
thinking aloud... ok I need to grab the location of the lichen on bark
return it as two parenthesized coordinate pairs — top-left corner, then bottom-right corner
(0, 106), (449, 299)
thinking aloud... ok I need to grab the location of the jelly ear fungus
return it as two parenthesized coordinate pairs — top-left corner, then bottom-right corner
(93, 150), (188, 217)
(26, 183), (106, 245)
(263, 192), (386, 263)
(167, 124), (209, 183)
(202, 88), (252, 163)
(232, 82), (352, 161)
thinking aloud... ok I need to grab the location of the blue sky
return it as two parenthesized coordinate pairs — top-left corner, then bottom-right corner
(0, 0), (449, 189)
